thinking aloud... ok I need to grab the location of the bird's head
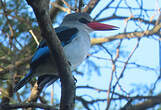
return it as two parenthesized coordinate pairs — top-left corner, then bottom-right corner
(61, 13), (119, 32)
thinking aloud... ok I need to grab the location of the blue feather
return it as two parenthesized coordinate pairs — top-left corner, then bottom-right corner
(31, 46), (49, 63)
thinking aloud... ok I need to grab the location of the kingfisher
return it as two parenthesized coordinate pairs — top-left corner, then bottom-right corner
(14, 13), (118, 92)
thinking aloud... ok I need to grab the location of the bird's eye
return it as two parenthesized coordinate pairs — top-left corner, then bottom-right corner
(79, 18), (90, 24)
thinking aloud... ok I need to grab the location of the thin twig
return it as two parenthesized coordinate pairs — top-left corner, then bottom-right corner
(51, 2), (71, 14)
(29, 30), (39, 45)
(108, 39), (140, 110)
(105, 40), (122, 110)
(61, 0), (72, 9)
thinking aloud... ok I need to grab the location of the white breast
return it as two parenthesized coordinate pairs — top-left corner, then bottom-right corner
(64, 30), (91, 70)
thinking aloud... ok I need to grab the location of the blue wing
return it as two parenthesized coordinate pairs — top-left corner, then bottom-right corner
(31, 27), (78, 69)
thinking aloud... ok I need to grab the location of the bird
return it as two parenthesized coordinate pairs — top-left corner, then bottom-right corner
(14, 13), (118, 92)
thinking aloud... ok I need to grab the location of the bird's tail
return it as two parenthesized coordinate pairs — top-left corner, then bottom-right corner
(38, 75), (59, 90)
(14, 70), (33, 92)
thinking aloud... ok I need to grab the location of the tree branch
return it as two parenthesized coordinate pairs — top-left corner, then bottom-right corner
(25, 0), (75, 110)
(0, 103), (57, 110)
(122, 94), (161, 110)
(83, 0), (100, 13)
(49, 0), (63, 21)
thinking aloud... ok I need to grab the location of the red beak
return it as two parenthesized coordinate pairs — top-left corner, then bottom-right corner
(87, 22), (119, 31)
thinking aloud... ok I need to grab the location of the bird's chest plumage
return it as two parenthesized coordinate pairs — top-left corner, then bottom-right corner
(64, 31), (90, 70)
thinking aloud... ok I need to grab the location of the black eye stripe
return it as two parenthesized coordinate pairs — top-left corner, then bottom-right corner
(79, 18), (90, 24)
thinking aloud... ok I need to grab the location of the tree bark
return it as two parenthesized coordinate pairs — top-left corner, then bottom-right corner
(25, 0), (76, 110)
